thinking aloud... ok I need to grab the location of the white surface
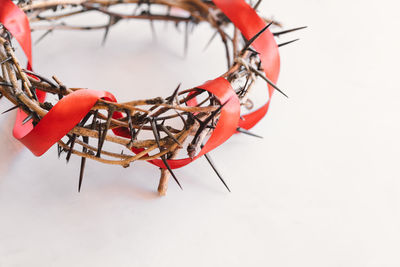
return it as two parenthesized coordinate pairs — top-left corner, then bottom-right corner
(1, 1), (400, 266)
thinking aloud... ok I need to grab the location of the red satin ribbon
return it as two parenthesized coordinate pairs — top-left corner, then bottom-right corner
(0, 0), (280, 169)
(213, 0), (280, 130)
(0, 0), (32, 67)
(1, 0), (46, 144)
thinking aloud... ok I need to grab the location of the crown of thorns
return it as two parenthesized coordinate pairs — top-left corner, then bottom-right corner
(0, 0), (304, 195)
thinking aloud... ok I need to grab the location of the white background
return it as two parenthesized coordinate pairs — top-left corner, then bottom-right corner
(1, 0), (400, 266)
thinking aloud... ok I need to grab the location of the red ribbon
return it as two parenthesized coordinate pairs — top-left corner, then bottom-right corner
(0, 0), (280, 169)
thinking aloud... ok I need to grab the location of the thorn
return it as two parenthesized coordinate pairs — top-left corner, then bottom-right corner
(80, 111), (95, 127)
(253, 0), (263, 11)
(150, 118), (161, 147)
(102, 16), (113, 46)
(161, 155), (183, 190)
(187, 112), (202, 124)
(273, 26), (307, 37)
(90, 110), (98, 129)
(30, 88), (38, 101)
(176, 111), (188, 129)
(96, 122), (102, 155)
(166, 83), (181, 104)
(203, 152), (231, 192)
(66, 111), (95, 163)
(257, 60), (263, 71)
(96, 107), (114, 157)
(250, 67), (288, 98)
(278, 38), (300, 47)
(78, 136), (88, 193)
(192, 102), (227, 145)
(23, 70), (58, 88)
(57, 144), (62, 158)
(126, 109), (136, 143)
(243, 74), (251, 89)
(237, 75), (251, 96)
(149, 18), (157, 42)
(64, 137), (72, 150)
(132, 123), (144, 141)
(2, 105), (18, 114)
(34, 29), (53, 45)
(246, 47), (259, 55)
(22, 113), (33, 125)
(66, 134), (77, 162)
(203, 30), (218, 52)
(78, 158), (86, 192)
(243, 22), (273, 51)
(76, 109), (96, 193)
(67, 111), (94, 162)
(150, 118), (182, 190)
(237, 127), (263, 139)
(159, 124), (182, 147)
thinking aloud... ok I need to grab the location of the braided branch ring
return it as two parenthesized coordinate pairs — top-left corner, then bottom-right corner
(0, 0), (286, 195)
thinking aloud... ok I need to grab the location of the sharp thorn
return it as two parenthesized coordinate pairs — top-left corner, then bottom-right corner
(200, 145), (230, 192)
(257, 60), (263, 71)
(23, 70), (59, 88)
(273, 26), (307, 37)
(80, 111), (94, 127)
(66, 134), (77, 162)
(253, 0), (263, 11)
(30, 88), (38, 101)
(166, 83), (181, 104)
(34, 29), (53, 45)
(2, 105), (19, 114)
(192, 102), (227, 145)
(78, 157), (86, 192)
(161, 155), (183, 190)
(57, 144), (62, 158)
(126, 109), (136, 143)
(237, 127), (263, 139)
(150, 118), (182, 189)
(278, 38), (300, 47)
(149, 19), (157, 42)
(150, 118), (161, 147)
(96, 123), (102, 156)
(203, 30), (218, 52)
(90, 110), (98, 129)
(250, 67), (288, 98)
(187, 112), (203, 124)
(150, 118), (183, 190)
(246, 47), (259, 55)
(96, 107), (114, 157)
(22, 114), (33, 125)
(101, 18), (112, 46)
(243, 22), (273, 51)
(78, 136), (88, 192)
(176, 111), (188, 129)
(159, 124), (182, 147)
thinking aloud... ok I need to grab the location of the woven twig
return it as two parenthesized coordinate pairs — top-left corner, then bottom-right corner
(0, 0), (294, 195)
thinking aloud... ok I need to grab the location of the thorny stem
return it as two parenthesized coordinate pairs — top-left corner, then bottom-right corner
(0, 0), (294, 194)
